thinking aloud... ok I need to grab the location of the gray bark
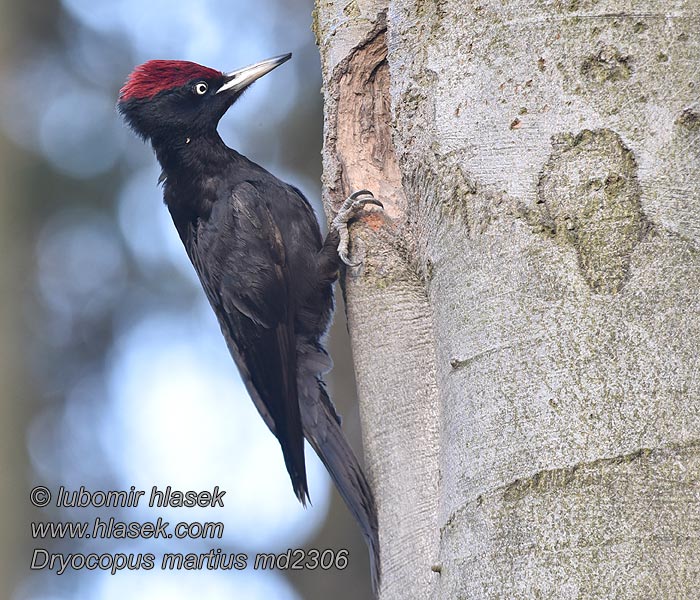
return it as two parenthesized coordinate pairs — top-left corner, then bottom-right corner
(315, 1), (700, 599)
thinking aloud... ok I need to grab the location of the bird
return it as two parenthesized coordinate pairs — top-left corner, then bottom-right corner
(117, 54), (381, 589)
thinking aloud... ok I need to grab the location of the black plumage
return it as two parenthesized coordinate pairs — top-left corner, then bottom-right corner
(118, 54), (380, 589)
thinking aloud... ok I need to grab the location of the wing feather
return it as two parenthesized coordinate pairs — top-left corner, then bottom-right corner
(183, 181), (308, 502)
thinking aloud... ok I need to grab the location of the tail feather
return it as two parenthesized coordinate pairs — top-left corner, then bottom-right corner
(298, 361), (380, 593)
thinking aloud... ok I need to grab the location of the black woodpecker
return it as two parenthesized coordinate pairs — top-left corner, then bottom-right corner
(117, 54), (381, 589)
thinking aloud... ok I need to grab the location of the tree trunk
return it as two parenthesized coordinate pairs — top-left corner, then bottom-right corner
(315, 1), (700, 598)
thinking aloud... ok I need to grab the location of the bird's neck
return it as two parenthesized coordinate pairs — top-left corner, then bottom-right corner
(152, 131), (231, 183)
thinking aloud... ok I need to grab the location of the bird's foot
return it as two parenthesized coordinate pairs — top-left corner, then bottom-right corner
(331, 190), (384, 267)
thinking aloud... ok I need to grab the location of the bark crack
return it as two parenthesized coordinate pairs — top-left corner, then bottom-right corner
(440, 439), (700, 535)
(330, 12), (406, 222)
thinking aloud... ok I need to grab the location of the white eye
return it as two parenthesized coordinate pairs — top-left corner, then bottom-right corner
(194, 82), (208, 95)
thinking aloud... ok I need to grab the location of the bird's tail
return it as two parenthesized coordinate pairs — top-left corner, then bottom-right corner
(297, 347), (380, 593)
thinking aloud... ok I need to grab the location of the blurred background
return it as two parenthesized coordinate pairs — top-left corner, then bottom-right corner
(0, 0), (373, 598)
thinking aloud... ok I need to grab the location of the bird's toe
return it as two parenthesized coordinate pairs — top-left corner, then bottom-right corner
(331, 189), (383, 266)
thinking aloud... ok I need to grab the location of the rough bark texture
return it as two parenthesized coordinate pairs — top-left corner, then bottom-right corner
(315, 1), (700, 598)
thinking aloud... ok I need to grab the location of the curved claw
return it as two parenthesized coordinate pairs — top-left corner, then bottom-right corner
(348, 189), (374, 200)
(348, 190), (384, 210)
(332, 189), (384, 267)
(339, 250), (362, 268)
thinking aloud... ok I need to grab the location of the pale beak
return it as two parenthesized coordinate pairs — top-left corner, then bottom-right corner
(216, 53), (292, 94)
